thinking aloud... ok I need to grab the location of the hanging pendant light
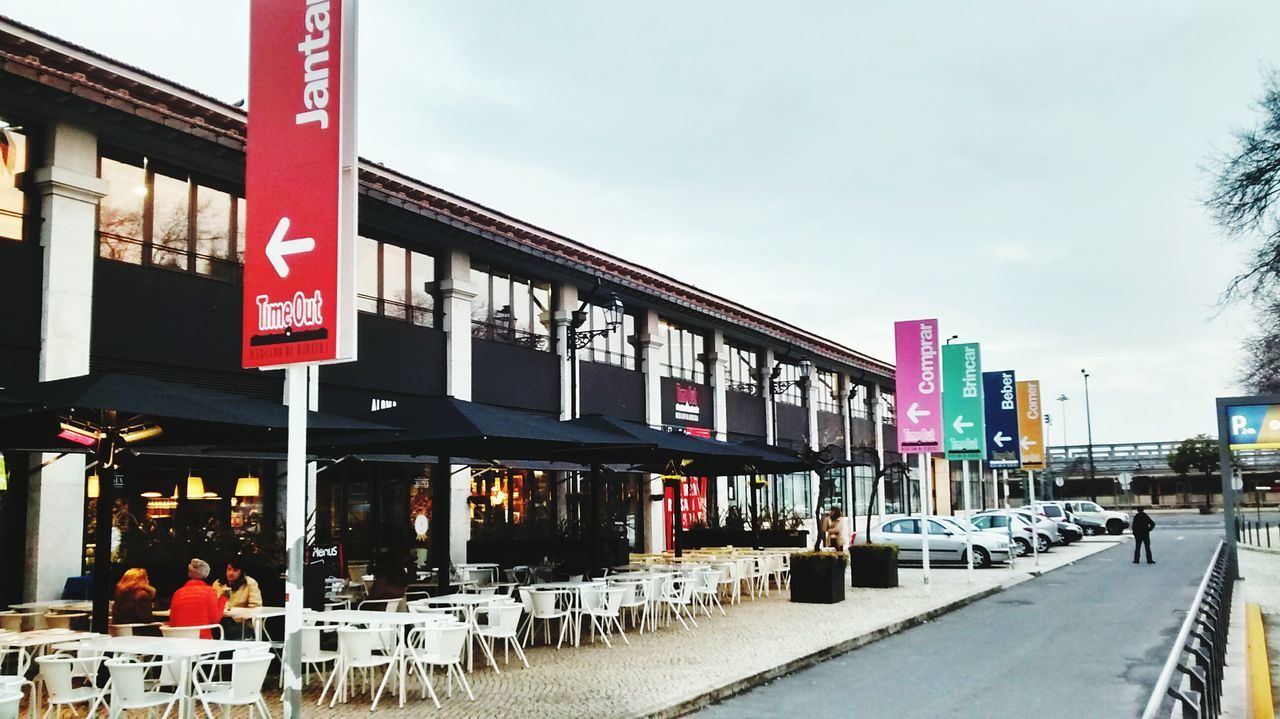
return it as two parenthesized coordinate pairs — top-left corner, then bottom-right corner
(86, 473), (100, 499)
(185, 471), (205, 499)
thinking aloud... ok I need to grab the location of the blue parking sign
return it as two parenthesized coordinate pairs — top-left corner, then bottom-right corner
(983, 370), (1021, 469)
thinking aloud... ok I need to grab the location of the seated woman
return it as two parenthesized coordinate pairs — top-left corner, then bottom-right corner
(366, 550), (411, 603)
(112, 567), (160, 635)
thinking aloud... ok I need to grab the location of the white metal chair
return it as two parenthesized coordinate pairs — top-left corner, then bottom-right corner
(660, 576), (698, 631)
(0, 646), (30, 681)
(714, 561), (742, 605)
(524, 589), (571, 648)
(405, 622), (473, 704)
(0, 687), (24, 719)
(613, 579), (650, 633)
(473, 603), (528, 670)
(692, 569), (725, 617)
(159, 623), (224, 640)
(645, 574), (670, 632)
(299, 626), (338, 689)
(577, 586), (628, 647)
(35, 653), (106, 719)
(191, 652), (272, 719)
(739, 558), (765, 600)
(356, 597), (403, 613)
(104, 657), (180, 719)
(0, 665), (34, 719)
(318, 627), (394, 708)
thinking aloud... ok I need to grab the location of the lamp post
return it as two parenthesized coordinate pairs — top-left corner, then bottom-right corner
(769, 357), (811, 531)
(1081, 370), (1096, 502)
(565, 290), (624, 573)
(1056, 394), (1069, 447)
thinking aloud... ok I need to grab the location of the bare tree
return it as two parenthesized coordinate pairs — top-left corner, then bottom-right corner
(1208, 72), (1280, 302)
(1207, 71), (1280, 392)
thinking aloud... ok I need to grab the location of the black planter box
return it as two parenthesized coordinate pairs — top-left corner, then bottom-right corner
(789, 554), (846, 604)
(849, 545), (899, 588)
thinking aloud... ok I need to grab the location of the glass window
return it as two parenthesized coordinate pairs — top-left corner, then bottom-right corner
(382, 243), (407, 319)
(356, 236), (437, 327)
(98, 157), (146, 263)
(660, 319), (706, 383)
(771, 471), (811, 519)
(816, 369), (840, 413)
(927, 519), (950, 535)
(0, 123), (27, 241)
(850, 383), (871, 419)
(470, 261), (550, 350)
(409, 250), (435, 327)
(584, 304), (638, 370)
(357, 236), (379, 314)
(881, 392), (896, 425)
(724, 342), (759, 394)
(194, 185), (232, 278)
(772, 362), (804, 405)
(150, 171), (190, 271)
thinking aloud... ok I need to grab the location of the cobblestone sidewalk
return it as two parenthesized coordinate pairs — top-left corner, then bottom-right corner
(271, 537), (1123, 719)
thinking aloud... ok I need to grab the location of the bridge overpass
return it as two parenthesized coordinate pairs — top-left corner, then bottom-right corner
(1046, 440), (1280, 478)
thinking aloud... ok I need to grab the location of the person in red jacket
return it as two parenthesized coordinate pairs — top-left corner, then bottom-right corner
(168, 558), (227, 638)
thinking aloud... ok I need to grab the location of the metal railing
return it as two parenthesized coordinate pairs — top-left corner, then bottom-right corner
(1142, 540), (1234, 718)
(1236, 518), (1277, 549)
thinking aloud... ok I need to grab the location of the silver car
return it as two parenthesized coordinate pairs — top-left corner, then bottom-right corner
(968, 511), (1046, 555)
(869, 516), (1012, 568)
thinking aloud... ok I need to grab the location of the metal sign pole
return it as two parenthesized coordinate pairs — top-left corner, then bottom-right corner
(283, 365), (307, 719)
(1028, 469), (1039, 568)
(1002, 469), (1014, 570)
(962, 459), (973, 578)
(1216, 398), (1240, 578)
(920, 453), (931, 590)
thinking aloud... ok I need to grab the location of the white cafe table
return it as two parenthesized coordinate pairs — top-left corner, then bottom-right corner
(52, 634), (269, 719)
(303, 609), (441, 709)
(409, 594), (501, 671)
(225, 606), (285, 642)
(8, 600), (93, 613)
(1, 629), (100, 713)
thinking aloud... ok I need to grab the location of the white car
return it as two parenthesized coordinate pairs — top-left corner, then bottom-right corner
(968, 511), (1045, 555)
(869, 516), (1012, 568)
(1061, 500), (1131, 536)
(974, 509), (1058, 553)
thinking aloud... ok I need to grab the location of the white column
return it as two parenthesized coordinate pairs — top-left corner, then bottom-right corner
(761, 348), (777, 521)
(640, 310), (665, 552)
(24, 454), (87, 601)
(708, 331), (729, 518)
(440, 250), (475, 565)
(803, 360), (819, 539)
(554, 284), (578, 420)
(838, 377), (854, 532)
(25, 122), (106, 601)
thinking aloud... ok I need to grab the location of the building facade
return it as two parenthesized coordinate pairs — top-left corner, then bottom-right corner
(0, 16), (898, 604)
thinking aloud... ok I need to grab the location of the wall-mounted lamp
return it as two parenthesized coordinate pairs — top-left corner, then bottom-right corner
(769, 357), (812, 396)
(86, 473), (100, 499)
(568, 291), (624, 350)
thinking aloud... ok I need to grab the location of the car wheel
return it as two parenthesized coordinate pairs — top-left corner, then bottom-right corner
(1036, 535), (1051, 553)
(1086, 526), (1101, 536)
(1013, 537), (1031, 556)
(969, 546), (992, 568)
(1106, 519), (1124, 536)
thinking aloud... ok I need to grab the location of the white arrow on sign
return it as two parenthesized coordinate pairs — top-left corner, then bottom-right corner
(1021, 436), (1037, 451)
(992, 431), (1011, 448)
(952, 415), (974, 434)
(906, 402), (931, 424)
(265, 216), (315, 278)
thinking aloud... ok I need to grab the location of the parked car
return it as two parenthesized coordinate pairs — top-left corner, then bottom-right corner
(966, 512), (1037, 556)
(869, 516), (1012, 568)
(1032, 502), (1087, 542)
(1061, 500), (1131, 535)
(934, 517), (1017, 563)
(1024, 503), (1082, 544)
(974, 509), (1056, 553)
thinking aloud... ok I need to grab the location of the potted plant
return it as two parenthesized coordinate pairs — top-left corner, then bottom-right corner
(849, 543), (899, 588)
(788, 551), (847, 604)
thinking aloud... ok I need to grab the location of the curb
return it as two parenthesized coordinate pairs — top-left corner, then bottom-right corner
(633, 542), (1118, 719)
(630, 583), (1009, 719)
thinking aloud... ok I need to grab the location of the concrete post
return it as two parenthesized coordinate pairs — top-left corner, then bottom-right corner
(554, 284), (579, 421)
(440, 250), (475, 565)
(640, 310), (665, 552)
(708, 331), (729, 522)
(24, 121), (107, 601)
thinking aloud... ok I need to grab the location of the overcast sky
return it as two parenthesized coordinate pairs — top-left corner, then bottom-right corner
(5, 1), (1278, 445)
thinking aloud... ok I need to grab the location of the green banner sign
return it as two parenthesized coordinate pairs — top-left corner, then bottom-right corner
(942, 342), (986, 460)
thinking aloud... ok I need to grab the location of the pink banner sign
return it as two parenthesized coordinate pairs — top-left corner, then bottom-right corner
(894, 319), (943, 454)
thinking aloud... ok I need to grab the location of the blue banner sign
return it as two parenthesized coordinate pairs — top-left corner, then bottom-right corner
(982, 370), (1021, 469)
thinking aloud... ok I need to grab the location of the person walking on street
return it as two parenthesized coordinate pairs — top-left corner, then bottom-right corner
(1132, 507), (1156, 564)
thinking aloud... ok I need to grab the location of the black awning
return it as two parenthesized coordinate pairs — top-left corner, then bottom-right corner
(316, 396), (655, 461)
(562, 415), (811, 475)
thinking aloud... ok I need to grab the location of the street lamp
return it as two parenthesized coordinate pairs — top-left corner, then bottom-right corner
(1056, 394), (1069, 447)
(1081, 370), (1096, 502)
(944, 334), (959, 345)
(566, 290), (625, 419)
(769, 357), (812, 397)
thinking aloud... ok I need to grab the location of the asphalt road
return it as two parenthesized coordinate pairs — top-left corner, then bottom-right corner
(696, 513), (1225, 719)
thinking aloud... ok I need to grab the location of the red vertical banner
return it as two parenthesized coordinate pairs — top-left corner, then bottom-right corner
(243, 0), (358, 369)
